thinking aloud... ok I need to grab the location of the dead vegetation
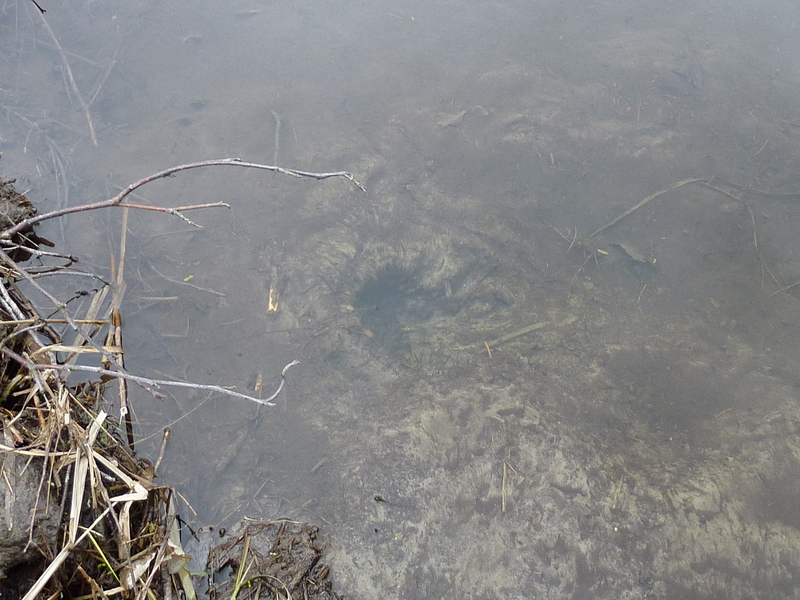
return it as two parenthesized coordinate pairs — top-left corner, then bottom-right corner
(0, 153), (361, 598)
(0, 177), (172, 599)
(0, 8), (363, 594)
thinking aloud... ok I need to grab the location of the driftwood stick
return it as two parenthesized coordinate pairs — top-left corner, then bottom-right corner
(1, 158), (366, 239)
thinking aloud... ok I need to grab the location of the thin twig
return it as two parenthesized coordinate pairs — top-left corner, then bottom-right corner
(154, 428), (170, 475)
(35, 9), (98, 146)
(771, 280), (800, 297)
(0, 243), (77, 263)
(1, 158), (366, 239)
(752, 138), (769, 158)
(2, 348), (299, 407)
(486, 322), (549, 349)
(88, 30), (122, 108)
(697, 180), (781, 290)
(271, 110), (281, 165)
(149, 262), (226, 297)
(589, 178), (702, 239)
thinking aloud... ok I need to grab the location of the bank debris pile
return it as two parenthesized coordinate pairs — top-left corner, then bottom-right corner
(201, 518), (343, 600)
(0, 175), (175, 599)
(0, 176), (344, 599)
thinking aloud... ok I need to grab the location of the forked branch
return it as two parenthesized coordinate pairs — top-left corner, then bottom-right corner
(1, 158), (366, 239)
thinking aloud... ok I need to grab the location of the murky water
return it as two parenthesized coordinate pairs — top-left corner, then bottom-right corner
(4, 0), (800, 598)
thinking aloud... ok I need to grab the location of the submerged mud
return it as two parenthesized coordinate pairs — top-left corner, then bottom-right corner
(3, 1), (800, 598)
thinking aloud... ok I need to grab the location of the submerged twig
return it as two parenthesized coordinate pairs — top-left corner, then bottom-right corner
(35, 8), (98, 145)
(2, 348), (299, 407)
(696, 179), (780, 291)
(589, 178), (702, 239)
(148, 262), (226, 297)
(487, 322), (549, 349)
(271, 110), (282, 165)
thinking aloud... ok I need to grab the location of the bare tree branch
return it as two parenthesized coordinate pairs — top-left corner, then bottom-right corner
(1, 158), (366, 239)
(2, 347), (299, 407)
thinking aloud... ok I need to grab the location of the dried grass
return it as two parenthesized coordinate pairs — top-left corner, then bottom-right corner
(0, 179), (184, 600)
(0, 153), (363, 599)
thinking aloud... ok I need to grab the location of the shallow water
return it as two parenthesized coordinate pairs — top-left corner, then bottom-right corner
(3, 0), (800, 598)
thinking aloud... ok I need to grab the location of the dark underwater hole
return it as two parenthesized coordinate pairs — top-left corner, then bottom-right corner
(353, 265), (445, 353)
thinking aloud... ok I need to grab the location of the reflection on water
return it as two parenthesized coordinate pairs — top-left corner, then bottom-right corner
(3, 0), (800, 597)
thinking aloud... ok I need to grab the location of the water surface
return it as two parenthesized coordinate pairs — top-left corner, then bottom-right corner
(3, 1), (800, 598)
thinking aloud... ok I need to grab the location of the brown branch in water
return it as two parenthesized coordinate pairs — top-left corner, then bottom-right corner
(1, 158), (366, 239)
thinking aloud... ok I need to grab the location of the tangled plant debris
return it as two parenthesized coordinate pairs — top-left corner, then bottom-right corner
(0, 167), (358, 599)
